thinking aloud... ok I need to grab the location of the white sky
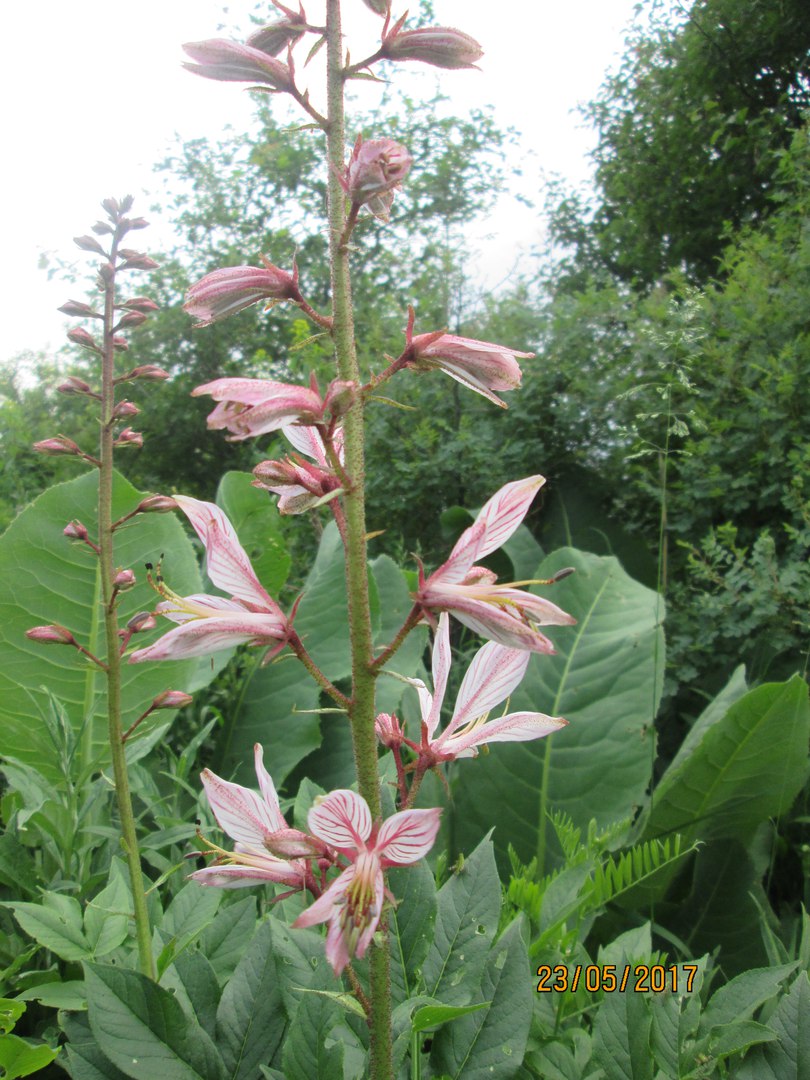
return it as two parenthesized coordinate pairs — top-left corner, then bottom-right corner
(1, 0), (639, 361)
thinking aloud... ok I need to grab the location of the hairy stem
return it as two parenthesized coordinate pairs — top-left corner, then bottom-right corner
(325, 3), (392, 1076)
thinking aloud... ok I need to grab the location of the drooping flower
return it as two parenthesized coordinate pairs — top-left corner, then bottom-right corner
(293, 790), (441, 975)
(182, 39), (294, 91)
(129, 496), (289, 663)
(392, 613), (566, 763)
(191, 744), (319, 890)
(339, 137), (412, 221)
(184, 260), (303, 327)
(402, 307), (530, 407)
(191, 375), (355, 441)
(416, 476), (576, 652)
(380, 21), (483, 70)
(253, 425), (344, 514)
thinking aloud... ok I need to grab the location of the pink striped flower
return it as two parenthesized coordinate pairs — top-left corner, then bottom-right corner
(184, 260), (302, 327)
(191, 744), (320, 890)
(416, 476), (576, 652)
(403, 308), (530, 407)
(402, 613), (566, 762)
(183, 39), (294, 91)
(293, 790), (441, 975)
(192, 375), (355, 441)
(340, 136), (412, 220)
(253, 425), (344, 514)
(129, 496), (289, 663)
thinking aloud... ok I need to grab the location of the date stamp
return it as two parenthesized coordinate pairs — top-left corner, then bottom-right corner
(536, 963), (699, 994)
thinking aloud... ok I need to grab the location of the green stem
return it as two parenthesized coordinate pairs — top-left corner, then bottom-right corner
(325, 3), (392, 1076)
(99, 236), (155, 979)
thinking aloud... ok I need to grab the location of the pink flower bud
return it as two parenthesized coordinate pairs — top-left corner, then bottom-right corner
(113, 400), (140, 418)
(92, 221), (115, 236)
(74, 234), (107, 256)
(33, 436), (82, 457)
(116, 311), (148, 329)
(136, 495), (179, 513)
(121, 297), (159, 313)
(98, 263), (115, 283)
(67, 327), (101, 353)
(246, 11), (307, 57)
(184, 261), (302, 327)
(183, 39), (295, 91)
(375, 712), (405, 749)
(381, 24), (483, 69)
(113, 336), (129, 352)
(102, 197), (121, 216)
(152, 690), (194, 710)
(128, 611), (158, 633)
(58, 376), (94, 396)
(58, 300), (102, 319)
(361, 0), (389, 15)
(114, 568), (137, 590)
(121, 217), (149, 232)
(341, 137), (412, 221)
(26, 624), (77, 645)
(115, 428), (143, 448)
(63, 520), (89, 541)
(118, 252), (159, 271)
(123, 365), (170, 381)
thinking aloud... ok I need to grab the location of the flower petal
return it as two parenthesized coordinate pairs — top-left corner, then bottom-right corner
(423, 613), (452, 739)
(128, 612), (286, 662)
(189, 863), (304, 889)
(376, 807), (441, 866)
(451, 603), (557, 654)
(200, 766), (285, 846)
(443, 711), (567, 758)
(307, 790), (372, 851)
(252, 743), (286, 830)
(445, 642), (530, 737)
(461, 475), (545, 563)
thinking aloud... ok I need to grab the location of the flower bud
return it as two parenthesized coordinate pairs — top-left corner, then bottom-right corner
(33, 436), (82, 457)
(361, 0), (389, 14)
(115, 428), (143, 448)
(58, 300), (102, 319)
(57, 376), (94, 396)
(184, 261), (302, 327)
(121, 217), (149, 232)
(152, 689), (194, 710)
(183, 39), (295, 92)
(247, 11), (307, 57)
(67, 326), (101, 353)
(74, 234), (107, 256)
(135, 495), (179, 513)
(341, 137), (412, 220)
(112, 335), (129, 352)
(92, 221), (115, 236)
(128, 611), (158, 633)
(263, 827), (330, 859)
(123, 364), (170, 381)
(63, 520), (89, 541)
(98, 262), (115, 283)
(114, 568), (137, 590)
(121, 296), (159, 313)
(118, 252), (159, 271)
(102, 197), (121, 217)
(112, 400), (140, 418)
(116, 311), (148, 330)
(375, 712), (405, 749)
(381, 24), (483, 69)
(26, 624), (77, 645)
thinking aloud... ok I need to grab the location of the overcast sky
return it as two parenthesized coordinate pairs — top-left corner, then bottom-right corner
(2, 0), (640, 361)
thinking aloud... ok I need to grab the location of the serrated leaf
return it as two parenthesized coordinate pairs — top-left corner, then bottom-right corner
(84, 869), (131, 958)
(163, 949), (221, 1033)
(60, 1012), (131, 1080)
(591, 982), (654, 1080)
(215, 920), (286, 1079)
(199, 896), (257, 982)
(734, 972), (810, 1079)
(0, 471), (208, 778)
(430, 919), (532, 1078)
(422, 837), (502, 1006)
(6, 892), (90, 961)
(451, 548), (662, 872)
(83, 962), (226, 1080)
(280, 963), (345, 1080)
(389, 860), (438, 1002)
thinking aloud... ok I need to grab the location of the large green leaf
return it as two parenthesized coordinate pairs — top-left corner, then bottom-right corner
(450, 547), (663, 872)
(0, 471), (207, 777)
(643, 676), (809, 846)
(215, 472), (290, 596)
(389, 859), (438, 1004)
(83, 962), (226, 1080)
(734, 972), (810, 1080)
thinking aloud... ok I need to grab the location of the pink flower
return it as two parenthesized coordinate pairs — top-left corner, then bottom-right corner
(182, 39), (294, 91)
(380, 21), (483, 70)
(416, 476), (576, 652)
(191, 744), (316, 890)
(184, 260), (303, 326)
(403, 308), (531, 407)
(191, 375), (355, 441)
(253, 425), (344, 514)
(340, 137), (412, 221)
(129, 496), (289, 663)
(403, 613), (566, 762)
(246, 4), (309, 57)
(294, 790), (441, 975)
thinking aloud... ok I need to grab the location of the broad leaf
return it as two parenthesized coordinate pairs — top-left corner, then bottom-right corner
(389, 859), (438, 1003)
(280, 963), (345, 1080)
(735, 972), (810, 1079)
(6, 892), (90, 962)
(451, 547), (663, 871)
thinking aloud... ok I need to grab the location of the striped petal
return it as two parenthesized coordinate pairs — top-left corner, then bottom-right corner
(445, 642), (530, 738)
(307, 790), (371, 852)
(443, 711), (567, 758)
(376, 807), (441, 866)
(200, 765), (285, 846)
(129, 612), (285, 662)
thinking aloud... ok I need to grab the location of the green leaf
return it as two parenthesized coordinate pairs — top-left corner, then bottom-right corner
(708, 1020), (777, 1060)
(0, 1033), (59, 1079)
(215, 472), (290, 595)
(450, 547), (663, 872)
(734, 972), (810, 1079)
(411, 1001), (490, 1033)
(84, 869), (131, 958)
(6, 892), (90, 961)
(198, 897), (257, 982)
(215, 920), (286, 1080)
(0, 471), (207, 779)
(389, 859), (438, 1002)
(163, 950), (221, 1034)
(83, 962), (226, 1080)
(700, 962), (797, 1035)
(60, 1011), (132, 1080)
(18, 979), (87, 1010)
(430, 919), (532, 1079)
(422, 837), (502, 1006)
(280, 963), (345, 1080)
(591, 980), (654, 1080)
(0, 999), (25, 1036)
(644, 676), (810, 846)
(163, 882), (222, 943)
